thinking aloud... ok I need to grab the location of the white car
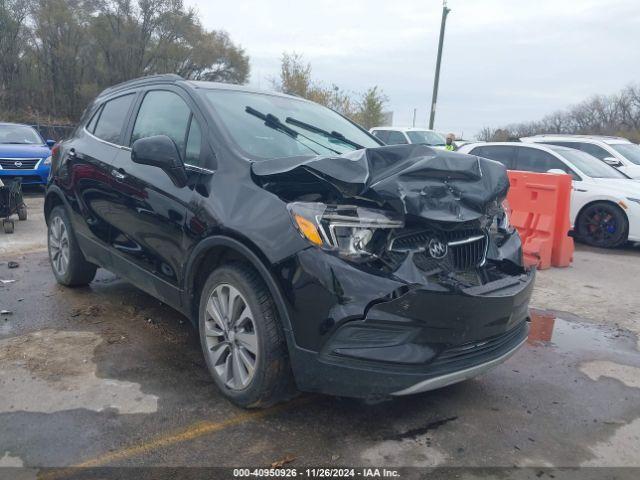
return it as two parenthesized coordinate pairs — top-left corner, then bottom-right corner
(458, 142), (640, 248)
(520, 134), (640, 179)
(370, 127), (447, 149)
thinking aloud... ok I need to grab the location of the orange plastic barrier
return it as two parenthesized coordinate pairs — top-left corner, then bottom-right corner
(506, 171), (574, 269)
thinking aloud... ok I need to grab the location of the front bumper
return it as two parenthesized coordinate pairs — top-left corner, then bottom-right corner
(278, 248), (535, 398)
(0, 165), (50, 185)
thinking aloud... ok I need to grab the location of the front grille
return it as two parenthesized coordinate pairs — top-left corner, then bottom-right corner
(448, 230), (488, 270)
(390, 228), (488, 271)
(0, 158), (40, 170)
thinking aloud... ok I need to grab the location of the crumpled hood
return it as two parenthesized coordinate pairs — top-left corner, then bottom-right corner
(252, 144), (510, 222)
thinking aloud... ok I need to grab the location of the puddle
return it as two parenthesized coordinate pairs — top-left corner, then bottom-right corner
(580, 360), (640, 389)
(528, 309), (633, 354)
(0, 329), (158, 414)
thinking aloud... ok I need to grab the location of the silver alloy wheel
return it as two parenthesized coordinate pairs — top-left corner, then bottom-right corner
(204, 283), (258, 390)
(49, 216), (70, 276)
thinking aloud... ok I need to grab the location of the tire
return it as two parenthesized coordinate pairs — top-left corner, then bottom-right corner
(47, 205), (97, 286)
(3, 220), (14, 234)
(198, 262), (294, 408)
(18, 204), (27, 221)
(576, 202), (628, 248)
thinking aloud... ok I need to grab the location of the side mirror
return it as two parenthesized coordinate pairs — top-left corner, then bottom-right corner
(131, 135), (188, 187)
(603, 157), (623, 167)
(546, 168), (567, 175)
(46, 139), (56, 148)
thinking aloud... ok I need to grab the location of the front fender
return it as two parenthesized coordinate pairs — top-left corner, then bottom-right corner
(182, 235), (297, 346)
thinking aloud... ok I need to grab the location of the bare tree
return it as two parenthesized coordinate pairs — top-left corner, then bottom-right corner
(0, 0), (250, 123)
(483, 84), (640, 143)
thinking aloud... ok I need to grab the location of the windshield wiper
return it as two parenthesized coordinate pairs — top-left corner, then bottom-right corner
(245, 106), (300, 138)
(285, 117), (364, 150)
(245, 106), (340, 155)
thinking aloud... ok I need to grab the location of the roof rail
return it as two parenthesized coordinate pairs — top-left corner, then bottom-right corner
(98, 74), (183, 97)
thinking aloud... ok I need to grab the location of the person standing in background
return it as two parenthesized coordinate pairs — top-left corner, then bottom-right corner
(445, 133), (456, 151)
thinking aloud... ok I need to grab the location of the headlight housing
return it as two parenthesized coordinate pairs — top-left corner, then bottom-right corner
(43, 155), (52, 166)
(489, 199), (514, 235)
(288, 202), (404, 260)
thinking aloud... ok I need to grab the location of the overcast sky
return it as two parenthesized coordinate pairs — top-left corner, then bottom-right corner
(188, 0), (640, 138)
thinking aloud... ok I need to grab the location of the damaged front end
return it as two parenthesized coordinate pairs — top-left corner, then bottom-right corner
(253, 144), (534, 398)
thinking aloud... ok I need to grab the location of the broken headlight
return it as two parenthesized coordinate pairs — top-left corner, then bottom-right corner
(288, 202), (404, 259)
(489, 200), (511, 233)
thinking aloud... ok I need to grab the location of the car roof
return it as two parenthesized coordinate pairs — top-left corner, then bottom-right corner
(521, 134), (631, 145)
(96, 74), (309, 104)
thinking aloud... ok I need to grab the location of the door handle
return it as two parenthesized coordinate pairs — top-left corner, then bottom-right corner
(111, 169), (126, 180)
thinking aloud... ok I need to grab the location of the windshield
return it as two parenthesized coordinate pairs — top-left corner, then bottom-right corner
(550, 147), (627, 179)
(611, 143), (640, 165)
(200, 89), (380, 159)
(406, 130), (446, 146)
(0, 124), (43, 145)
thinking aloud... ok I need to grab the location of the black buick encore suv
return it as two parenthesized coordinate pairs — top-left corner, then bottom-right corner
(45, 74), (534, 407)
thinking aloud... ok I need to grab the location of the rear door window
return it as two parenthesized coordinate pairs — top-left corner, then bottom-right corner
(470, 146), (516, 169)
(516, 147), (571, 173)
(92, 94), (135, 145)
(386, 130), (408, 145)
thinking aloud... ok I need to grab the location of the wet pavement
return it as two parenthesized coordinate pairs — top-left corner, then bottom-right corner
(1, 249), (639, 474)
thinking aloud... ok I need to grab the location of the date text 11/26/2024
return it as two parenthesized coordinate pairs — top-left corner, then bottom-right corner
(233, 468), (401, 478)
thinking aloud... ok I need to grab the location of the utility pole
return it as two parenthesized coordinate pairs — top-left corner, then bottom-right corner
(428, 0), (451, 130)
(412, 108), (417, 127)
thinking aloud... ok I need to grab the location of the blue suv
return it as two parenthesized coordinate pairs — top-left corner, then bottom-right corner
(0, 122), (55, 185)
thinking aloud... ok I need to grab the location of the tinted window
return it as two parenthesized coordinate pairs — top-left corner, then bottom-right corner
(93, 94), (135, 144)
(386, 131), (408, 145)
(132, 91), (192, 154)
(86, 107), (101, 133)
(471, 146), (516, 169)
(372, 130), (389, 142)
(516, 147), (571, 174)
(185, 118), (202, 165)
(577, 143), (611, 160)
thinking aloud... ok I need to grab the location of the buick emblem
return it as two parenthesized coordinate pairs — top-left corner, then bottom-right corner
(428, 238), (448, 259)
(14, 161), (22, 167)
